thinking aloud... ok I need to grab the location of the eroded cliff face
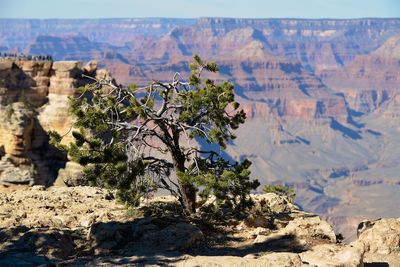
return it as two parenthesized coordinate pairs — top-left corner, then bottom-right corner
(0, 59), (110, 186)
(322, 35), (400, 114)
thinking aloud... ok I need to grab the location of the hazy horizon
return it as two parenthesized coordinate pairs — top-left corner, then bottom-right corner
(0, 0), (399, 19)
(1, 17), (400, 20)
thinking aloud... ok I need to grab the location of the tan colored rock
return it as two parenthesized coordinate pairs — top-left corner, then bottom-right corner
(260, 253), (304, 267)
(300, 243), (364, 267)
(0, 61), (14, 70)
(48, 77), (78, 94)
(0, 59), (91, 186)
(246, 227), (271, 239)
(357, 218), (400, 254)
(0, 156), (35, 185)
(34, 76), (50, 87)
(244, 213), (272, 228)
(96, 68), (113, 80)
(38, 94), (75, 145)
(176, 253), (303, 267)
(253, 232), (285, 245)
(0, 100), (69, 186)
(84, 60), (98, 75)
(0, 102), (34, 159)
(52, 61), (82, 72)
(17, 60), (52, 76)
(252, 193), (296, 213)
(7, 186), (400, 266)
(0, 186), (126, 229)
(0, 103), (37, 185)
(0, 60), (53, 107)
(88, 215), (204, 254)
(284, 215), (337, 242)
(54, 161), (84, 186)
(141, 222), (204, 251)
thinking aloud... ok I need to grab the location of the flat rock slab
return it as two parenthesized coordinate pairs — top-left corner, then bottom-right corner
(176, 253), (303, 267)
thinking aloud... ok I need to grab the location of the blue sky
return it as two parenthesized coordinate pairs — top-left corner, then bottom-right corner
(0, 0), (399, 19)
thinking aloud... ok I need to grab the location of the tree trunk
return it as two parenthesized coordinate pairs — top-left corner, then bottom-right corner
(159, 122), (196, 215)
(180, 181), (197, 215)
(172, 150), (197, 214)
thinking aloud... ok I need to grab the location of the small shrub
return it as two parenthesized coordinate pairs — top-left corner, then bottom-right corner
(263, 184), (296, 203)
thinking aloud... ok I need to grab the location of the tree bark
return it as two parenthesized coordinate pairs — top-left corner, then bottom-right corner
(158, 122), (197, 214)
(172, 149), (197, 214)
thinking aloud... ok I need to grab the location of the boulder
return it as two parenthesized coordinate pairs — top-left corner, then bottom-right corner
(283, 215), (337, 242)
(88, 221), (133, 253)
(11, 229), (76, 260)
(0, 157), (35, 185)
(357, 218), (400, 254)
(176, 253), (303, 267)
(259, 252), (304, 267)
(252, 193), (295, 213)
(95, 68), (113, 80)
(131, 216), (157, 239)
(83, 60), (98, 75)
(300, 243), (364, 267)
(54, 161), (85, 186)
(88, 218), (204, 254)
(141, 222), (204, 251)
(244, 213), (273, 228)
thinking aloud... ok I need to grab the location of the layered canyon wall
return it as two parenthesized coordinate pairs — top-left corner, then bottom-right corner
(0, 58), (110, 187)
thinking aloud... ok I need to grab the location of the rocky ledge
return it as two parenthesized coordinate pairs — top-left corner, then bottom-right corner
(0, 186), (398, 266)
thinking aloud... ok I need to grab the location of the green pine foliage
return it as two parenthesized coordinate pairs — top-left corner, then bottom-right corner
(263, 184), (296, 203)
(50, 55), (260, 216)
(180, 158), (260, 212)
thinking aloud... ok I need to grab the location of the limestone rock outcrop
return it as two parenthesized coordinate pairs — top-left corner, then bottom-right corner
(0, 101), (63, 186)
(299, 243), (365, 267)
(0, 58), (109, 187)
(357, 218), (400, 254)
(284, 216), (337, 243)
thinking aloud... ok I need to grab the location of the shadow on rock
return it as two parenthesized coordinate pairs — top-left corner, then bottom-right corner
(0, 226), (77, 266)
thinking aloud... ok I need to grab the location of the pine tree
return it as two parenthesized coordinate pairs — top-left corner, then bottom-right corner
(50, 56), (259, 215)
